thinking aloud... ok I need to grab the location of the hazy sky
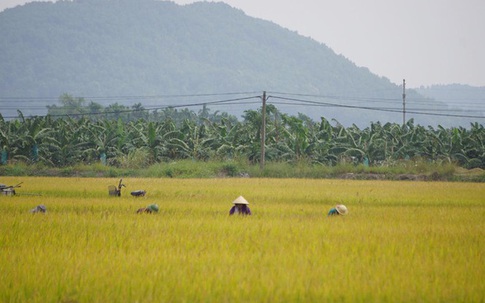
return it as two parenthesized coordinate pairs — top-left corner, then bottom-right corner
(2, 0), (484, 88)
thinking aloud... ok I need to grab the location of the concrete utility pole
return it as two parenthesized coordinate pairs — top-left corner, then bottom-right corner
(260, 91), (266, 170)
(402, 79), (406, 125)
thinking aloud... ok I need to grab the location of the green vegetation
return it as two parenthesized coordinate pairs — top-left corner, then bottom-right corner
(1, 177), (484, 302)
(1, 102), (484, 179)
(0, 160), (484, 182)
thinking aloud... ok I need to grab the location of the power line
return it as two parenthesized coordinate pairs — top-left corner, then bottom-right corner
(267, 91), (485, 110)
(269, 96), (485, 119)
(0, 91), (262, 102)
(0, 95), (261, 119)
(2, 92), (484, 120)
(3, 90), (484, 107)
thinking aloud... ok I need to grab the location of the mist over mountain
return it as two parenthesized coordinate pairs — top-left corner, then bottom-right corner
(415, 84), (485, 118)
(0, 0), (480, 127)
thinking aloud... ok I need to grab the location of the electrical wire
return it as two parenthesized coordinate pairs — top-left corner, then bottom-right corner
(0, 95), (261, 119)
(1, 92), (484, 120)
(268, 95), (485, 119)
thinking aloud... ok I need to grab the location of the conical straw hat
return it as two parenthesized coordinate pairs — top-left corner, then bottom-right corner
(232, 196), (249, 205)
(335, 204), (348, 215)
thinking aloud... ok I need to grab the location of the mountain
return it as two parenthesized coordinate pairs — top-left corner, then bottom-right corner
(0, 0), (475, 126)
(415, 84), (485, 117)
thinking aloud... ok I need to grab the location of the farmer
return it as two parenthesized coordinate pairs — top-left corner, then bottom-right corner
(327, 204), (348, 216)
(30, 204), (47, 213)
(131, 190), (146, 197)
(229, 196), (252, 216)
(136, 204), (159, 214)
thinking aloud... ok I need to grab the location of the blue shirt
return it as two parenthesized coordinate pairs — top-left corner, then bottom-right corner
(327, 208), (340, 216)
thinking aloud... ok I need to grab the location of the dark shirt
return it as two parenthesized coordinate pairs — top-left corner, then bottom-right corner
(136, 207), (152, 214)
(229, 205), (251, 215)
(327, 208), (340, 216)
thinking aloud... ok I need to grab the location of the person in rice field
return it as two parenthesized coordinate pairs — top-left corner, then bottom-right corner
(327, 204), (348, 216)
(229, 196), (252, 216)
(30, 204), (47, 213)
(136, 204), (159, 214)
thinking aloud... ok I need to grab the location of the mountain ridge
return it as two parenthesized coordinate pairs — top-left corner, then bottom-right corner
(0, 0), (481, 126)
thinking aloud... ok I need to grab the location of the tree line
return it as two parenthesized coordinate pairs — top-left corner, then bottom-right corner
(1, 98), (484, 169)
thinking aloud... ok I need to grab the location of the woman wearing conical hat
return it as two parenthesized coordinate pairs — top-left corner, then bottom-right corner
(229, 196), (252, 216)
(136, 204), (159, 214)
(327, 204), (348, 216)
(30, 204), (47, 214)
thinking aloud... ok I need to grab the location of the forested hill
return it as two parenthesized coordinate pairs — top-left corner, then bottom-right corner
(0, 0), (473, 126)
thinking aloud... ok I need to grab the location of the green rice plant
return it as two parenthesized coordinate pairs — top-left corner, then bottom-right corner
(0, 177), (483, 302)
(115, 148), (153, 169)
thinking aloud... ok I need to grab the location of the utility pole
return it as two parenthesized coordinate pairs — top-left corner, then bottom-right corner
(402, 79), (406, 125)
(260, 91), (266, 170)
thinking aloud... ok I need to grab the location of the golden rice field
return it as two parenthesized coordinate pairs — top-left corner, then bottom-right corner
(0, 176), (484, 303)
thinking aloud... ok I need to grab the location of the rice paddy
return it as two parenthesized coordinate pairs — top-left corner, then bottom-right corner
(1, 176), (484, 302)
